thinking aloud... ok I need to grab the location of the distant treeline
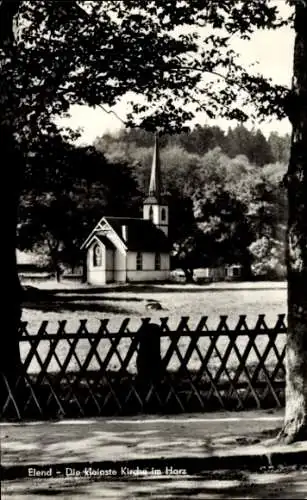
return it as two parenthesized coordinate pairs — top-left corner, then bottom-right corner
(95, 124), (290, 168)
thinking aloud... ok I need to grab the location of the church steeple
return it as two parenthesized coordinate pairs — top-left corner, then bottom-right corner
(143, 134), (169, 236)
(148, 134), (162, 201)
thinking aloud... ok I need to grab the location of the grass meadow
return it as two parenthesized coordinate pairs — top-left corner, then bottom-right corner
(20, 281), (287, 376)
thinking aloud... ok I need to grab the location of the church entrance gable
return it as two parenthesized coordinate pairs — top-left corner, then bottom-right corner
(87, 241), (113, 285)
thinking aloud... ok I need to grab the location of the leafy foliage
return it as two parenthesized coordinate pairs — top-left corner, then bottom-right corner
(249, 236), (285, 278)
(95, 124), (290, 171)
(193, 186), (253, 267)
(1, 0), (292, 144)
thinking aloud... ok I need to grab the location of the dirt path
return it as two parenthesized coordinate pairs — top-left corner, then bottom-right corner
(2, 410), (284, 466)
(3, 468), (307, 499)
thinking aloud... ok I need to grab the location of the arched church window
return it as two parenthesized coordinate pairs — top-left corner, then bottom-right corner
(93, 244), (102, 267)
(149, 205), (154, 222)
(161, 208), (166, 222)
(136, 252), (143, 270)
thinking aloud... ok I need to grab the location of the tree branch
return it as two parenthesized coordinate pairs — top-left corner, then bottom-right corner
(166, 63), (289, 96)
(98, 104), (127, 126)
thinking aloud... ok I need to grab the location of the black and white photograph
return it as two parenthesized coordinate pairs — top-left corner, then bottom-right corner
(1, 0), (307, 498)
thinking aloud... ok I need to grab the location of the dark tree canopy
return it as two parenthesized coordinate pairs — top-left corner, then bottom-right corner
(1, 0), (292, 144)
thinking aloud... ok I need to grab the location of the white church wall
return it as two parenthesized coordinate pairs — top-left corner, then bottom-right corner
(143, 204), (156, 222)
(86, 243), (106, 285)
(127, 252), (170, 282)
(143, 204), (168, 236)
(102, 226), (127, 283)
(113, 248), (127, 282)
(127, 269), (170, 281)
(105, 249), (114, 282)
(159, 206), (169, 236)
(161, 253), (170, 270)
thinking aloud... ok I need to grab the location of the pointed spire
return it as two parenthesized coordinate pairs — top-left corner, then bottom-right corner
(148, 134), (162, 200)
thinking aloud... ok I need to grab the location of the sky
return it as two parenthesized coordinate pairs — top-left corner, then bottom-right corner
(56, 2), (295, 146)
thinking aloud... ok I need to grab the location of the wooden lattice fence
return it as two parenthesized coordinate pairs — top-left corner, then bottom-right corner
(1, 314), (287, 420)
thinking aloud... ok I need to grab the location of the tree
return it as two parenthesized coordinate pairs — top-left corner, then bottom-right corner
(249, 236), (285, 279)
(280, 2), (307, 443)
(225, 125), (274, 166)
(1, 0), (25, 381)
(160, 145), (203, 197)
(1, 0), (306, 443)
(226, 125), (255, 160)
(96, 132), (204, 197)
(268, 131), (291, 164)
(178, 125), (228, 155)
(171, 234), (203, 283)
(18, 139), (141, 278)
(248, 129), (274, 166)
(169, 193), (202, 282)
(193, 186), (253, 275)
(198, 147), (229, 188)
(247, 179), (284, 239)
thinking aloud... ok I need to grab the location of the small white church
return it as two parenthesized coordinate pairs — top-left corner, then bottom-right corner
(81, 136), (171, 284)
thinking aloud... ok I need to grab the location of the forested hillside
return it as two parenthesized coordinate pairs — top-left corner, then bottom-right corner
(18, 124), (289, 281)
(94, 125), (289, 280)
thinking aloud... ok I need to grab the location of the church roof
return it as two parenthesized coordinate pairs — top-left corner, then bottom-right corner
(94, 234), (116, 249)
(105, 217), (170, 252)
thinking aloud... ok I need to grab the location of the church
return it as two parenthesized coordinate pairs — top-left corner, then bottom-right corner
(81, 136), (171, 285)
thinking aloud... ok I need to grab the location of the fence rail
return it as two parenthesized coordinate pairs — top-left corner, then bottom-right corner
(1, 314), (287, 420)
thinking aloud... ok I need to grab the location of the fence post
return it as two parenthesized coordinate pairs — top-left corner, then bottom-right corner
(136, 323), (163, 384)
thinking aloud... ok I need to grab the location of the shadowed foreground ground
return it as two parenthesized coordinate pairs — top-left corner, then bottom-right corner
(21, 280), (287, 332)
(3, 468), (307, 499)
(1, 410), (284, 465)
(2, 410), (307, 498)
(0, 410), (307, 500)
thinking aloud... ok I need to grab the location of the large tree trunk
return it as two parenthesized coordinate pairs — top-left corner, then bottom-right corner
(183, 267), (194, 283)
(1, 1), (24, 400)
(278, 3), (307, 443)
(1, 126), (24, 386)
